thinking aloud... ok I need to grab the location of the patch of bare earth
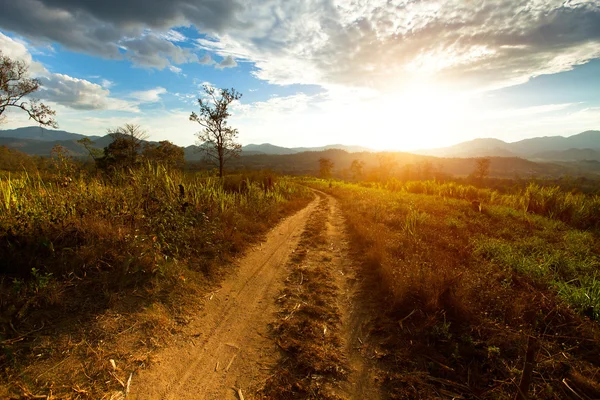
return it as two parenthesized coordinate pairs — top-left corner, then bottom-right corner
(129, 195), (319, 400)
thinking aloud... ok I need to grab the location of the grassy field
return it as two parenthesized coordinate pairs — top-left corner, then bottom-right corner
(0, 165), (312, 398)
(306, 178), (600, 399)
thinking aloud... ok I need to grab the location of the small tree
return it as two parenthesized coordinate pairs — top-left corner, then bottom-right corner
(474, 157), (491, 181)
(319, 157), (334, 178)
(0, 51), (57, 128)
(77, 137), (103, 161)
(143, 140), (185, 168)
(99, 124), (148, 171)
(350, 159), (365, 180)
(190, 85), (242, 178)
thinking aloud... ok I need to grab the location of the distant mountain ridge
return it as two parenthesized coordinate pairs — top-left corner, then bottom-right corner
(0, 126), (102, 142)
(417, 130), (600, 160)
(0, 126), (372, 158)
(1, 126), (599, 162)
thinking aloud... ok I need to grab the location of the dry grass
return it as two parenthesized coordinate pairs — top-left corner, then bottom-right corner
(0, 166), (312, 399)
(260, 194), (348, 399)
(306, 178), (600, 399)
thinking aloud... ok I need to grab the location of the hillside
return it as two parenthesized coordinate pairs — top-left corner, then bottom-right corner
(417, 130), (600, 160)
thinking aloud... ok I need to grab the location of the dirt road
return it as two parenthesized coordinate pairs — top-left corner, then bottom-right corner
(130, 191), (377, 399)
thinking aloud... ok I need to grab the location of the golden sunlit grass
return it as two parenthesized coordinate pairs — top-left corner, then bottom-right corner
(306, 178), (600, 399)
(0, 165), (312, 399)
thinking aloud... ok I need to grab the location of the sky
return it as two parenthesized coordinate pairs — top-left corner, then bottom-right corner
(1, 0), (600, 151)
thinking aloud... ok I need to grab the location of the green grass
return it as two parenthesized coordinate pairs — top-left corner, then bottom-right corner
(303, 177), (600, 399)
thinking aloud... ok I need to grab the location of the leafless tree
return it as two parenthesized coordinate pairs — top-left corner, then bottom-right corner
(0, 51), (57, 128)
(190, 85), (242, 178)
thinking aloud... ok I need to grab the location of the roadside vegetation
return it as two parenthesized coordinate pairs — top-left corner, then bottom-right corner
(306, 178), (600, 399)
(0, 161), (311, 398)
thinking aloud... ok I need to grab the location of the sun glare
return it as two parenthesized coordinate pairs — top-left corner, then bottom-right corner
(374, 85), (468, 151)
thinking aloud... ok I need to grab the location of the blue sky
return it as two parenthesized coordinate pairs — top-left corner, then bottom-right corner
(1, 0), (600, 150)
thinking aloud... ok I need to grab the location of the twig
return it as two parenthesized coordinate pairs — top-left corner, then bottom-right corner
(226, 354), (237, 371)
(562, 379), (585, 400)
(514, 336), (539, 400)
(236, 387), (245, 400)
(34, 356), (70, 379)
(125, 373), (132, 398)
(110, 371), (125, 388)
(215, 361), (219, 371)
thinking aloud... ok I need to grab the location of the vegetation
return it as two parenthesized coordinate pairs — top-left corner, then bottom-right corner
(319, 157), (334, 178)
(0, 163), (311, 398)
(190, 85), (242, 178)
(305, 178), (600, 399)
(0, 51), (57, 128)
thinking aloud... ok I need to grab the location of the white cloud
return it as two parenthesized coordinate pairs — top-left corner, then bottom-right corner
(129, 87), (167, 102)
(100, 79), (114, 88)
(39, 73), (139, 111)
(1, 33), (138, 113)
(0, 31), (48, 76)
(168, 65), (182, 74)
(216, 55), (237, 69)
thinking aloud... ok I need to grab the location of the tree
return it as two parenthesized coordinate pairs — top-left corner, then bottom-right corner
(143, 140), (185, 168)
(99, 124), (148, 171)
(190, 85), (242, 178)
(474, 157), (491, 181)
(350, 159), (364, 180)
(77, 137), (103, 161)
(376, 153), (397, 181)
(0, 51), (57, 128)
(319, 157), (334, 178)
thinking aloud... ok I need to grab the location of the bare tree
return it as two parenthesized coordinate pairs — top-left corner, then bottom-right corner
(190, 85), (242, 178)
(0, 51), (57, 128)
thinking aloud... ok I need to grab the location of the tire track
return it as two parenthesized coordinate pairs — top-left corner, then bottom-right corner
(130, 195), (318, 400)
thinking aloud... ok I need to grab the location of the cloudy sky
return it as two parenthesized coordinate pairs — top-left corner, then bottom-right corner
(1, 0), (600, 150)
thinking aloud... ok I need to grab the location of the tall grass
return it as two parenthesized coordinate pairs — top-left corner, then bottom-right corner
(0, 165), (311, 325)
(381, 178), (600, 230)
(304, 177), (600, 398)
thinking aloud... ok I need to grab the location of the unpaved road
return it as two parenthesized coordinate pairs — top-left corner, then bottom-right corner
(130, 191), (378, 399)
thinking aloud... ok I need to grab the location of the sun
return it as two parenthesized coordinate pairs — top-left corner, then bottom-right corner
(374, 85), (470, 151)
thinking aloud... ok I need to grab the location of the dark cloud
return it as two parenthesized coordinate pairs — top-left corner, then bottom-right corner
(216, 55), (237, 69)
(0, 0), (242, 67)
(1, 0), (599, 91)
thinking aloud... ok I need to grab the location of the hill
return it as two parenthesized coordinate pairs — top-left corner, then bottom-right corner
(0, 126), (102, 142)
(417, 130), (600, 160)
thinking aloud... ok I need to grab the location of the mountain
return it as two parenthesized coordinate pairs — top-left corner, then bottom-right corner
(242, 143), (299, 155)
(531, 148), (600, 162)
(241, 143), (372, 155)
(0, 136), (112, 157)
(417, 130), (600, 160)
(0, 126), (102, 142)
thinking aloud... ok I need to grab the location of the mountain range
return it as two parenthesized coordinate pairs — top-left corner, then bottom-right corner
(0, 126), (599, 162)
(0, 127), (372, 159)
(415, 130), (600, 161)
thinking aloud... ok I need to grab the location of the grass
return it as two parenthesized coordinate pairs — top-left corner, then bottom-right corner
(305, 177), (600, 399)
(0, 165), (312, 399)
(261, 193), (348, 399)
(382, 178), (600, 230)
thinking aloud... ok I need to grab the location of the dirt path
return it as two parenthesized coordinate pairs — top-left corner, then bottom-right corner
(130, 191), (377, 399)
(130, 196), (319, 400)
(323, 193), (382, 400)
